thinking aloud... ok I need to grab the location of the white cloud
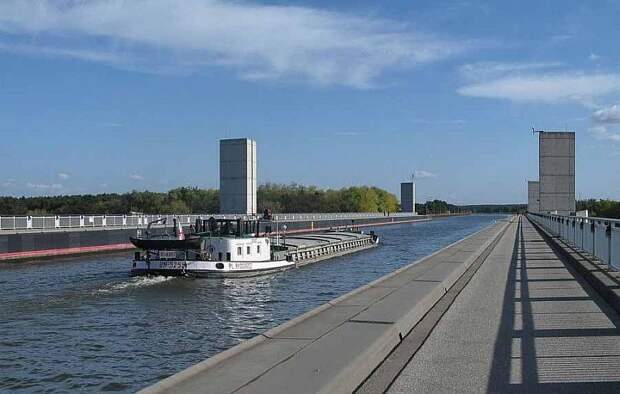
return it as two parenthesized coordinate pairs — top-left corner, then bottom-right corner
(129, 173), (144, 180)
(458, 61), (563, 82)
(2, 180), (16, 187)
(0, 0), (472, 88)
(0, 42), (126, 66)
(589, 53), (601, 61)
(589, 125), (620, 142)
(414, 170), (437, 179)
(57, 172), (70, 180)
(592, 104), (620, 124)
(27, 182), (63, 190)
(334, 131), (359, 136)
(458, 73), (620, 103)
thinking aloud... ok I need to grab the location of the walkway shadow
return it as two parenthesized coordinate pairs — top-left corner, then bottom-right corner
(487, 216), (620, 394)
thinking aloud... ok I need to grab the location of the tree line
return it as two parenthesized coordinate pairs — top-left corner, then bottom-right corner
(0, 184), (401, 215)
(577, 199), (620, 219)
(415, 200), (463, 215)
(462, 204), (527, 214)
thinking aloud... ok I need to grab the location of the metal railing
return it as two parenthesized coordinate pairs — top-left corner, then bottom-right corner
(528, 212), (620, 270)
(0, 212), (421, 232)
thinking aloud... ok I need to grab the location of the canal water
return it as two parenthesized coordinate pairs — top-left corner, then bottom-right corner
(0, 215), (505, 392)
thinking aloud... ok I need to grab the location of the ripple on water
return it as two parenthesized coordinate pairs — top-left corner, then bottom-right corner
(93, 275), (176, 294)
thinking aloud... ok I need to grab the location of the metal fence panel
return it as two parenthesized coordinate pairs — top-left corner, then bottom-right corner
(576, 221), (584, 250)
(583, 221), (595, 255)
(594, 222), (609, 264)
(611, 226), (620, 270)
(530, 213), (619, 271)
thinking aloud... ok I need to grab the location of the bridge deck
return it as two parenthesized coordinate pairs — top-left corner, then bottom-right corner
(388, 216), (620, 393)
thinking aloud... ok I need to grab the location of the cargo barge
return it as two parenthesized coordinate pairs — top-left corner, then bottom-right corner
(130, 217), (379, 278)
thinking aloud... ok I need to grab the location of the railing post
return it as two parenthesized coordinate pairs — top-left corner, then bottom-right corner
(606, 223), (612, 269)
(592, 221), (596, 256)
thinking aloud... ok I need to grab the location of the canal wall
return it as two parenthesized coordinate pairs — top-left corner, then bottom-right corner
(0, 214), (462, 262)
(140, 216), (514, 394)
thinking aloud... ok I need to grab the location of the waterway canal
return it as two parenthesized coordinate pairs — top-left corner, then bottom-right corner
(0, 214), (505, 392)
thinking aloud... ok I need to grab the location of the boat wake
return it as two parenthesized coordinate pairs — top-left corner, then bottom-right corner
(94, 276), (175, 294)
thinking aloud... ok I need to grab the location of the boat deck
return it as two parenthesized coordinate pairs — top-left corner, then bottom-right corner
(271, 231), (377, 266)
(273, 231), (371, 250)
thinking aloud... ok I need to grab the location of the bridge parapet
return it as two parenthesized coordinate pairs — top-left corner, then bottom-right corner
(0, 212), (421, 232)
(528, 212), (620, 270)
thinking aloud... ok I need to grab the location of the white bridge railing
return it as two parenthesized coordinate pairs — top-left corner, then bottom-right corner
(0, 212), (419, 232)
(528, 212), (620, 270)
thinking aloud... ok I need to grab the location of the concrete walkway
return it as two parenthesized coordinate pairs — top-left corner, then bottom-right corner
(389, 216), (620, 393)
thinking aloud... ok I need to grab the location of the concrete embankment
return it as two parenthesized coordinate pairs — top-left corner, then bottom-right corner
(140, 216), (514, 394)
(0, 214), (449, 262)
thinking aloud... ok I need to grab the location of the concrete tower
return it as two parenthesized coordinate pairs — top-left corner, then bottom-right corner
(401, 182), (416, 213)
(219, 138), (257, 215)
(538, 131), (575, 215)
(527, 180), (540, 213)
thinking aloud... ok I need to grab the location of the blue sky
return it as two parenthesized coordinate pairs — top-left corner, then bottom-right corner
(1, 0), (619, 204)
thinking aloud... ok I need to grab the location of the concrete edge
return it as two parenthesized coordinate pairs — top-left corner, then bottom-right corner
(140, 216), (513, 393)
(324, 324), (402, 394)
(138, 335), (269, 393)
(527, 215), (620, 315)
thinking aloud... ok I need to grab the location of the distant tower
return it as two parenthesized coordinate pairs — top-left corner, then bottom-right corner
(219, 138), (257, 215)
(527, 180), (540, 213)
(401, 175), (416, 213)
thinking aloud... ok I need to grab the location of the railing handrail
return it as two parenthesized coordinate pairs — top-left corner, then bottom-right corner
(527, 212), (619, 271)
(0, 211), (420, 231)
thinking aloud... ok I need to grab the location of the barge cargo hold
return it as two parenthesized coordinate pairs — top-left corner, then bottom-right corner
(130, 217), (379, 278)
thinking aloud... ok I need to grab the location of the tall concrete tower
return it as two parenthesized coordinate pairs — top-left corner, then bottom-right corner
(527, 180), (540, 213)
(401, 182), (416, 213)
(538, 131), (575, 215)
(219, 138), (257, 215)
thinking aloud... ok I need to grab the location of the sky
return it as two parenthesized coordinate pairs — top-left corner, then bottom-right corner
(1, 0), (619, 204)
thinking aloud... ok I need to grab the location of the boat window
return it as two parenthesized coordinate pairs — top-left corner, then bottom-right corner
(237, 247), (242, 256)
(247, 246), (251, 255)
(226, 252), (231, 261)
(218, 252), (223, 261)
(257, 245), (261, 254)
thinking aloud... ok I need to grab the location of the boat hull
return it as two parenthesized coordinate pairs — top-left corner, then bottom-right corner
(131, 241), (379, 278)
(131, 258), (294, 278)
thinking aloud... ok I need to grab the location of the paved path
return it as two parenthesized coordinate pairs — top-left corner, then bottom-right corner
(389, 216), (620, 393)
